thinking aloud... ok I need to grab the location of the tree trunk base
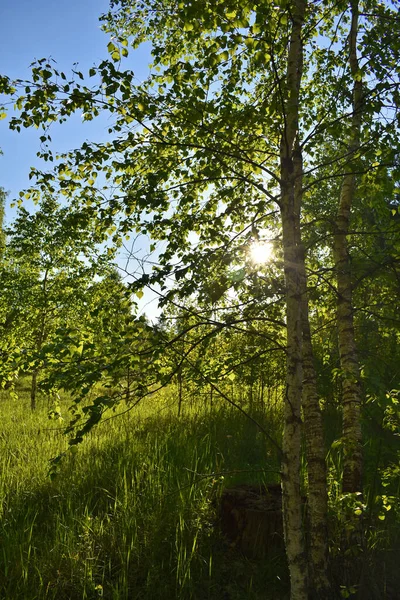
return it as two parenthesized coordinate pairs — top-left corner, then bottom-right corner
(219, 484), (284, 558)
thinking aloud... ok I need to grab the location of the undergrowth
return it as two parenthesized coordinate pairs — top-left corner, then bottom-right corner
(1, 383), (399, 599)
(0, 387), (286, 600)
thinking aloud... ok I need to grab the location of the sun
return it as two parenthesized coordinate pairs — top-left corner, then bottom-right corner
(250, 241), (273, 265)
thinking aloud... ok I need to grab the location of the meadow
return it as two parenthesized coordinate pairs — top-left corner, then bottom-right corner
(0, 383), (288, 600)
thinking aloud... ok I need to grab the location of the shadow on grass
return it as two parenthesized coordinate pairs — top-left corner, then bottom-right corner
(0, 404), (289, 600)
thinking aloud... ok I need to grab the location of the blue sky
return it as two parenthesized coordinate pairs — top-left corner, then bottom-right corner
(0, 1), (162, 318)
(0, 0), (150, 221)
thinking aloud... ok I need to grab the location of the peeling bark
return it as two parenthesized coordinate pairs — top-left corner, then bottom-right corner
(333, 0), (364, 494)
(301, 279), (331, 598)
(293, 110), (330, 596)
(279, 0), (309, 597)
(281, 205), (307, 600)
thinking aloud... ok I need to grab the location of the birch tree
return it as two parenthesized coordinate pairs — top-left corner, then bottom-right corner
(278, 0), (309, 595)
(2, 196), (106, 407)
(332, 0), (364, 494)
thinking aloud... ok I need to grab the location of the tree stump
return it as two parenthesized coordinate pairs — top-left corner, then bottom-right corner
(219, 484), (284, 558)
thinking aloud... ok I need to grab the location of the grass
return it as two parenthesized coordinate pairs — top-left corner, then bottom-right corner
(0, 385), (287, 600)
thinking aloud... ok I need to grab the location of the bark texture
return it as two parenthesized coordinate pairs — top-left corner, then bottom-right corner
(293, 110), (330, 596)
(300, 283), (331, 598)
(279, 0), (308, 597)
(333, 0), (363, 493)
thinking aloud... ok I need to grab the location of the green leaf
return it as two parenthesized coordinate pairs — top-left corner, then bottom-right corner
(229, 267), (246, 283)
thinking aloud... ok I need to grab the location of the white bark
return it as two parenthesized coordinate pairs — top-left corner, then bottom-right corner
(279, 0), (309, 597)
(301, 283), (331, 597)
(333, 0), (363, 493)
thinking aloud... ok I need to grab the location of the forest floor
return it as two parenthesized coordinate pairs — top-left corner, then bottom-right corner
(0, 383), (289, 599)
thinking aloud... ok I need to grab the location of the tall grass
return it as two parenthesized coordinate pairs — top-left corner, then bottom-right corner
(0, 386), (287, 600)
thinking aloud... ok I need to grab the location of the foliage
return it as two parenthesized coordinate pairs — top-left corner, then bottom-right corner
(0, 196), (121, 406)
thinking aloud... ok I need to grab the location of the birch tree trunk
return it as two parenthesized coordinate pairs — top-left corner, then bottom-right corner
(288, 76), (330, 593)
(300, 276), (331, 597)
(279, 0), (308, 597)
(295, 149), (330, 594)
(333, 0), (363, 494)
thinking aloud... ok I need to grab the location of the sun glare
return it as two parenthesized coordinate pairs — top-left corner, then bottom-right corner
(250, 241), (273, 265)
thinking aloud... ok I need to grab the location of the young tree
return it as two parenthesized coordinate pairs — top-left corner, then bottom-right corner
(0, 187), (5, 259)
(2, 196), (106, 408)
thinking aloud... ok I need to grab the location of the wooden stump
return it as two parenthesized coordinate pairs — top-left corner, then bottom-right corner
(219, 484), (284, 558)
